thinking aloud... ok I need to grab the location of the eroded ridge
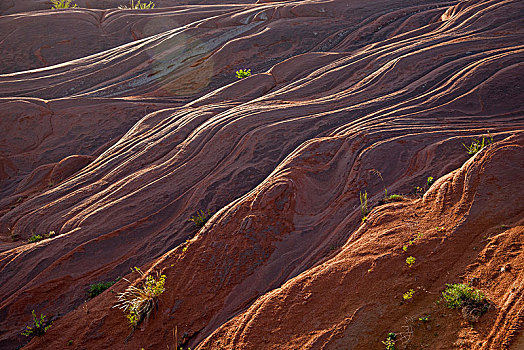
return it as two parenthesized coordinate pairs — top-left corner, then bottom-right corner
(0, 0), (523, 349)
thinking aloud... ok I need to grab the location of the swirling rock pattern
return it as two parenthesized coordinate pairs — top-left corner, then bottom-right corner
(0, 0), (523, 349)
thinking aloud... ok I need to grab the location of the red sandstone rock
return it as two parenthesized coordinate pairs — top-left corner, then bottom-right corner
(0, 0), (522, 349)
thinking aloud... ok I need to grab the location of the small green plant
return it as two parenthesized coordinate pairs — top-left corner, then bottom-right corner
(236, 69), (251, 79)
(414, 176), (436, 196)
(403, 232), (423, 252)
(27, 231), (58, 243)
(68, 340), (73, 346)
(382, 332), (396, 350)
(360, 191), (369, 222)
(403, 289), (415, 301)
(119, 0), (155, 8)
(28, 234), (43, 243)
(386, 194), (404, 202)
(88, 278), (120, 298)
(50, 0), (78, 8)
(114, 267), (166, 328)
(441, 283), (489, 322)
(406, 256), (416, 268)
(189, 209), (211, 228)
(418, 315), (430, 323)
(181, 239), (190, 252)
(463, 133), (493, 156)
(21, 310), (52, 337)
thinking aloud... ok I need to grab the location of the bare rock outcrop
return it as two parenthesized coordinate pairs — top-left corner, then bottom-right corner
(0, 0), (522, 349)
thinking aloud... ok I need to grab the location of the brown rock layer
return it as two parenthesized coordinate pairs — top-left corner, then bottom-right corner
(0, 0), (522, 349)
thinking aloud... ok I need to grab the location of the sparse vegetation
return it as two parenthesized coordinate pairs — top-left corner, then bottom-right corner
(236, 69), (251, 79)
(119, 0), (156, 9)
(385, 194), (404, 202)
(426, 176), (434, 188)
(21, 310), (52, 337)
(189, 209), (211, 228)
(441, 283), (488, 317)
(441, 283), (490, 322)
(360, 191), (369, 222)
(88, 278), (120, 298)
(403, 289), (415, 301)
(28, 234), (43, 243)
(402, 232), (423, 252)
(405, 256), (416, 268)
(382, 332), (397, 350)
(463, 133), (493, 156)
(50, 0), (78, 8)
(414, 175), (436, 195)
(114, 267), (166, 327)
(27, 231), (58, 243)
(418, 315), (430, 323)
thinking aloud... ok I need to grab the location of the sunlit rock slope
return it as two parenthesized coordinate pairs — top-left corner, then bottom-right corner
(0, 0), (523, 349)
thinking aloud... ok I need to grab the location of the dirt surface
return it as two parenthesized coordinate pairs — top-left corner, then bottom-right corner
(0, 0), (522, 349)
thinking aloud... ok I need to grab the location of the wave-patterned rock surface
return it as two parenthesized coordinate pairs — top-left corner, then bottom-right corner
(0, 0), (523, 349)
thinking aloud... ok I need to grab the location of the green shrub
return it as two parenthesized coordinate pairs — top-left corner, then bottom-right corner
(359, 191), (369, 222)
(119, 0), (155, 9)
(405, 256), (416, 268)
(382, 332), (396, 350)
(418, 315), (430, 323)
(385, 194), (404, 202)
(441, 283), (486, 309)
(236, 69), (251, 79)
(21, 310), (52, 337)
(50, 0), (77, 8)
(441, 283), (489, 322)
(403, 289), (415, 301)
(88, 278), (120, 298)
(28, 231), (58, 243)
(114, 267), (166, 327)
(28, 234), (43, 243)
(463, 133), (493, 156)
(414, 176), (436, 196)
(189, 209), (211, 228)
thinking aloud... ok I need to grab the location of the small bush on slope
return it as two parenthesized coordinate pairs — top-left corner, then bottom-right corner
(189, 209), (211, 228)
(28, 231), (58, 243)
(236, 69), (251, 79)
(88, 278), (120, 298)
(441, 283), (490, 322)
(50, 0), (77, 9)
(463, 133), (493, 156)
(114, 267), (166, 327)
(21, 310), (52, 337)
(360, 191), (369, 222)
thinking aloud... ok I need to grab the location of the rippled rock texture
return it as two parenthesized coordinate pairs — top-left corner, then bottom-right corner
(0, 0), (523, 349)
